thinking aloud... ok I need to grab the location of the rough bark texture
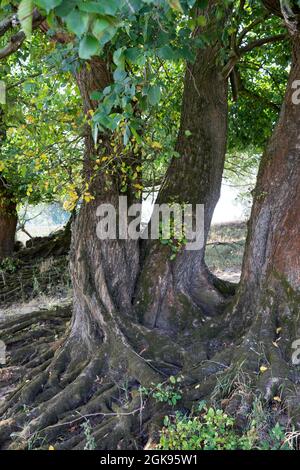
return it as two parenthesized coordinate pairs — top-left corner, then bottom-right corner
(134, 5), (230, 332)
(0, 178), (17, 262)
(0, 110), (17, 262)
(220, 18), (300, 426)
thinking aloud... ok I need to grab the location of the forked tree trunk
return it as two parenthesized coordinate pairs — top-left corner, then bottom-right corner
(0, 4), (233, 450)
(69, 3), (229, 363)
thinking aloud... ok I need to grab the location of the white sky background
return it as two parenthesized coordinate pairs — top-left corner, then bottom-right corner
(141, 181), (249, 226)
(17, 181), (250, 243)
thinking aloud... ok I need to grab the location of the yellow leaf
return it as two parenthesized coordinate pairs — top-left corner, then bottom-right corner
(84, 192), (95, 203)
(151, 141), (163, 150)
(260, 365), (268, 373)
(276, 327), (282, 334)
(48, 445), (55, 450)
(273, 396), (281, 403)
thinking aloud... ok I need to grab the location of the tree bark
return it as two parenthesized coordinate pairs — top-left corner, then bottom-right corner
(133, 4), (230, 333)
(69, 2), (230, 358)
(0, 111), (17, 262)
(0, 185), (17, 261)
(225, 16), (300, 420)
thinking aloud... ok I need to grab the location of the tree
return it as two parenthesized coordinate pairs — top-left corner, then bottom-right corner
(0, 0), (297, 450)
(0, 33), (84, 255)
(227, 0), (300, 420)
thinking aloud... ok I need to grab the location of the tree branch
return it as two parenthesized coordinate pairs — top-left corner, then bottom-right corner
(240, 33), (288, 54)
(0, 10), (44, 60)
(238, 13), (270, 45)
(222, 33), (288, 78)
(0, 15), (14, 37)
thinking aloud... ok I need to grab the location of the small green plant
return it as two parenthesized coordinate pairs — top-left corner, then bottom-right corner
(140, 376), (182, 406)
(158, 203), (188, 260)
(158, 402), (290, 450)
(0, 257), (19, 273)
(81, 419), (96, 450)
(27, 432), (47, 450)
(258, 423), (290, 450)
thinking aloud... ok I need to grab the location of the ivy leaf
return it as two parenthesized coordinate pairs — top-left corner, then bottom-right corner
(157, 45), (178, 61)
(18, 0), (33, 38)
(65, 9), (89, 37)
(148, 85), (161, 106)
(79, 35), (100, 59)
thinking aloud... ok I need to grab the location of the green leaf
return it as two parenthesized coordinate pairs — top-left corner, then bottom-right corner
(124, 47), (144, 65)
(157, 45), (177, 61)
(113, 48), (125, 70)
(78, 0), (119, 16)
(34, 0), (63, 11)
(198, 0), (208, 8)
(148, 85), (161, 106)
(197, 15), (206, 27)
(65, 9), (89, 37)
(18, 0), (33, 38)
(79, 35), (100, 59)
(92, 17), (111, 39)
(54, 0), (77, 17)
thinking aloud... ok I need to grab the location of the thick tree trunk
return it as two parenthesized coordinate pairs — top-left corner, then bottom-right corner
(0, 110), (17, 262)
(234, 30), (300, 326)
(0, 179), (17, 262)
(224, 24), (300, 422)
(134, 7), (230, 333)
(69, 2), (230, 361)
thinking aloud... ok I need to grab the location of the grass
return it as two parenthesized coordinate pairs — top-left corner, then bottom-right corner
(206, 222), (247, 283)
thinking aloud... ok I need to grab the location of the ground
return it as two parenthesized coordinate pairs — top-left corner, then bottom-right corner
(0, 222), (251, 449)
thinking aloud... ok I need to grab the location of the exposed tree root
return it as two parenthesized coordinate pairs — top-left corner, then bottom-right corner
(1, 280), (299, 450)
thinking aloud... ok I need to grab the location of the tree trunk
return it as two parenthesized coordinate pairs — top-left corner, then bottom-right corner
(224, 20), (300, 421)
(0, 193), (17, 261)
(0, 111), (17, 261)
(133, 8), (230, 333)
